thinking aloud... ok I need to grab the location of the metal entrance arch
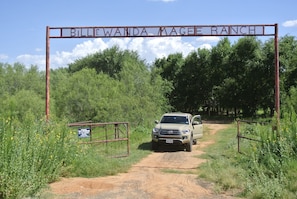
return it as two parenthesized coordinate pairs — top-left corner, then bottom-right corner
(45, 24), (280, 122)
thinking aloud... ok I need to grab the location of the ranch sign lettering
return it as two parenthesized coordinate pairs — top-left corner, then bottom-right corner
(48, 24), (275, 38)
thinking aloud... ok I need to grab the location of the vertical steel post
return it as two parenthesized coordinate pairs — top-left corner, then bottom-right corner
(274, 24), (280, 131)
(46, 26), (50, 121)
(237, 120), (240, 153)
(127, 123), (130, 156)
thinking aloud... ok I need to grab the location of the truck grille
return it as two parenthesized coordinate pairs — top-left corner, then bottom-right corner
(160, 129), (180, 135)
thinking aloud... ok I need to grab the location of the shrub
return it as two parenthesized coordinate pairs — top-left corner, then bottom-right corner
(239, 116), (297, 198)
(0, 115), (77, 199)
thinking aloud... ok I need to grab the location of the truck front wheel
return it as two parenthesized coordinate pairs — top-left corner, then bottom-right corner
(185, 136), (193, 152)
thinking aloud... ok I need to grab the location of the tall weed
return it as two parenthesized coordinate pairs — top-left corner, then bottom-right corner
(199, 118), (297, 198)
(0, 115), (78, 199)
(238, 116), (297, 198)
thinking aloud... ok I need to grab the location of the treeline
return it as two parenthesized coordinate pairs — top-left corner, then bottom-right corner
(153, 36), (297, 117)
(1, 35), (297, 125)
(0, 47), (170, 126)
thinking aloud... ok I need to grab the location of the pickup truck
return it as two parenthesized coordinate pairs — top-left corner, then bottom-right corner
(151, 112), (203, 152)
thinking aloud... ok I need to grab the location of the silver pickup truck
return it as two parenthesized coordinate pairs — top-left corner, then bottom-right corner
(151, 112), (203, 152)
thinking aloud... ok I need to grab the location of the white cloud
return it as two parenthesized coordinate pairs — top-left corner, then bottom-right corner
(146, 37), (195, 60)
(0, 54), (8, 60)
(69, 39), (108, 58)
(199, 44), (212, 50)
(282, 20), (297, 27)
(16, 54), (45, 68)
(196, 36), (221, 43)
(16, 37), (218, 70)
(35, 48), (43, 52)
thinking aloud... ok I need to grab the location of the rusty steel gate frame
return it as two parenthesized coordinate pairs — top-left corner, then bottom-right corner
(45, 24), (280, 127)
(68, 121), (130, 157)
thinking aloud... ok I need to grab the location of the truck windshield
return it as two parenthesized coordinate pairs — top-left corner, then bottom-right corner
(160, 116), (188, 124)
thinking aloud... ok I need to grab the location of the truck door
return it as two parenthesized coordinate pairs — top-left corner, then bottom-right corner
(192, 115), (203, 140)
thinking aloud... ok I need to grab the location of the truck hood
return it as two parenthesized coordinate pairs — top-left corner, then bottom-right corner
(155, 123), (190, 130)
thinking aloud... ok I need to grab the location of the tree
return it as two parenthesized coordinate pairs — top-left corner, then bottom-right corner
(260, 38), (277, 116)
(209, 38), (232, 114)
(53, 48), (170, 126)
(68, 46), (145, 80)
(152, 53), (184, 109)
(174, 48), (211, 113)
(227, 37), (263, 117)
(153, 53), (184, 82)
(0, 63), (45, 120)
(279, 35), (297, 92)
(1, 90), (44, 121)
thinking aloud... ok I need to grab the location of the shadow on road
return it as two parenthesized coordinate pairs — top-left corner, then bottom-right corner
(138, 141), (185, 152)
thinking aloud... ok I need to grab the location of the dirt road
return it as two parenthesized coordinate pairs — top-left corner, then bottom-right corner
(48, 122), (237, 199)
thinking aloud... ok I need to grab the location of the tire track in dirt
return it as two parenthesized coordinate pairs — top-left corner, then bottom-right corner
(47, 122), (237, 199)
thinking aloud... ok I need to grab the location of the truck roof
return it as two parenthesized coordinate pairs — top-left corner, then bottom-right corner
(162, 112), (192, 117)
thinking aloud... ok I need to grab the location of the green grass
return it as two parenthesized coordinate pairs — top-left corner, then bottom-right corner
(198, 123), (245, 195)
(198, 120), (297, 199)
(0, 115), (78, 199)
(0, 116), (153, 199)
(66, 126), (152, 177)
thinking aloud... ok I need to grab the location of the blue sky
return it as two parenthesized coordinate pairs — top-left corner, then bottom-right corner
(1, 0), (297, 70)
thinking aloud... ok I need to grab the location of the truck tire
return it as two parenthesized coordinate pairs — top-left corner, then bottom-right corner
(186, 136), (193, 152)
(193, 139), (197, 145)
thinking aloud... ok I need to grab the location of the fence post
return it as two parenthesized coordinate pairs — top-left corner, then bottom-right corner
(237, 119), (240, 153)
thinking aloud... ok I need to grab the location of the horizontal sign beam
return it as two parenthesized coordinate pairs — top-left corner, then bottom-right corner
(49, 24), (276, 38)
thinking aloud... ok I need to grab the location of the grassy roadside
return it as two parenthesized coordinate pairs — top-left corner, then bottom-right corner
(0, 117), (153, 199)
(63, 126), (153, 178)
(198, 121), (297, 199)
(198, 122), (244, 196)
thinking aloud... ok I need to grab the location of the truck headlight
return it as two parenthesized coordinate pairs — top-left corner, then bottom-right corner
(152, 128), (160, 134)
(181, 129), (190, 134)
